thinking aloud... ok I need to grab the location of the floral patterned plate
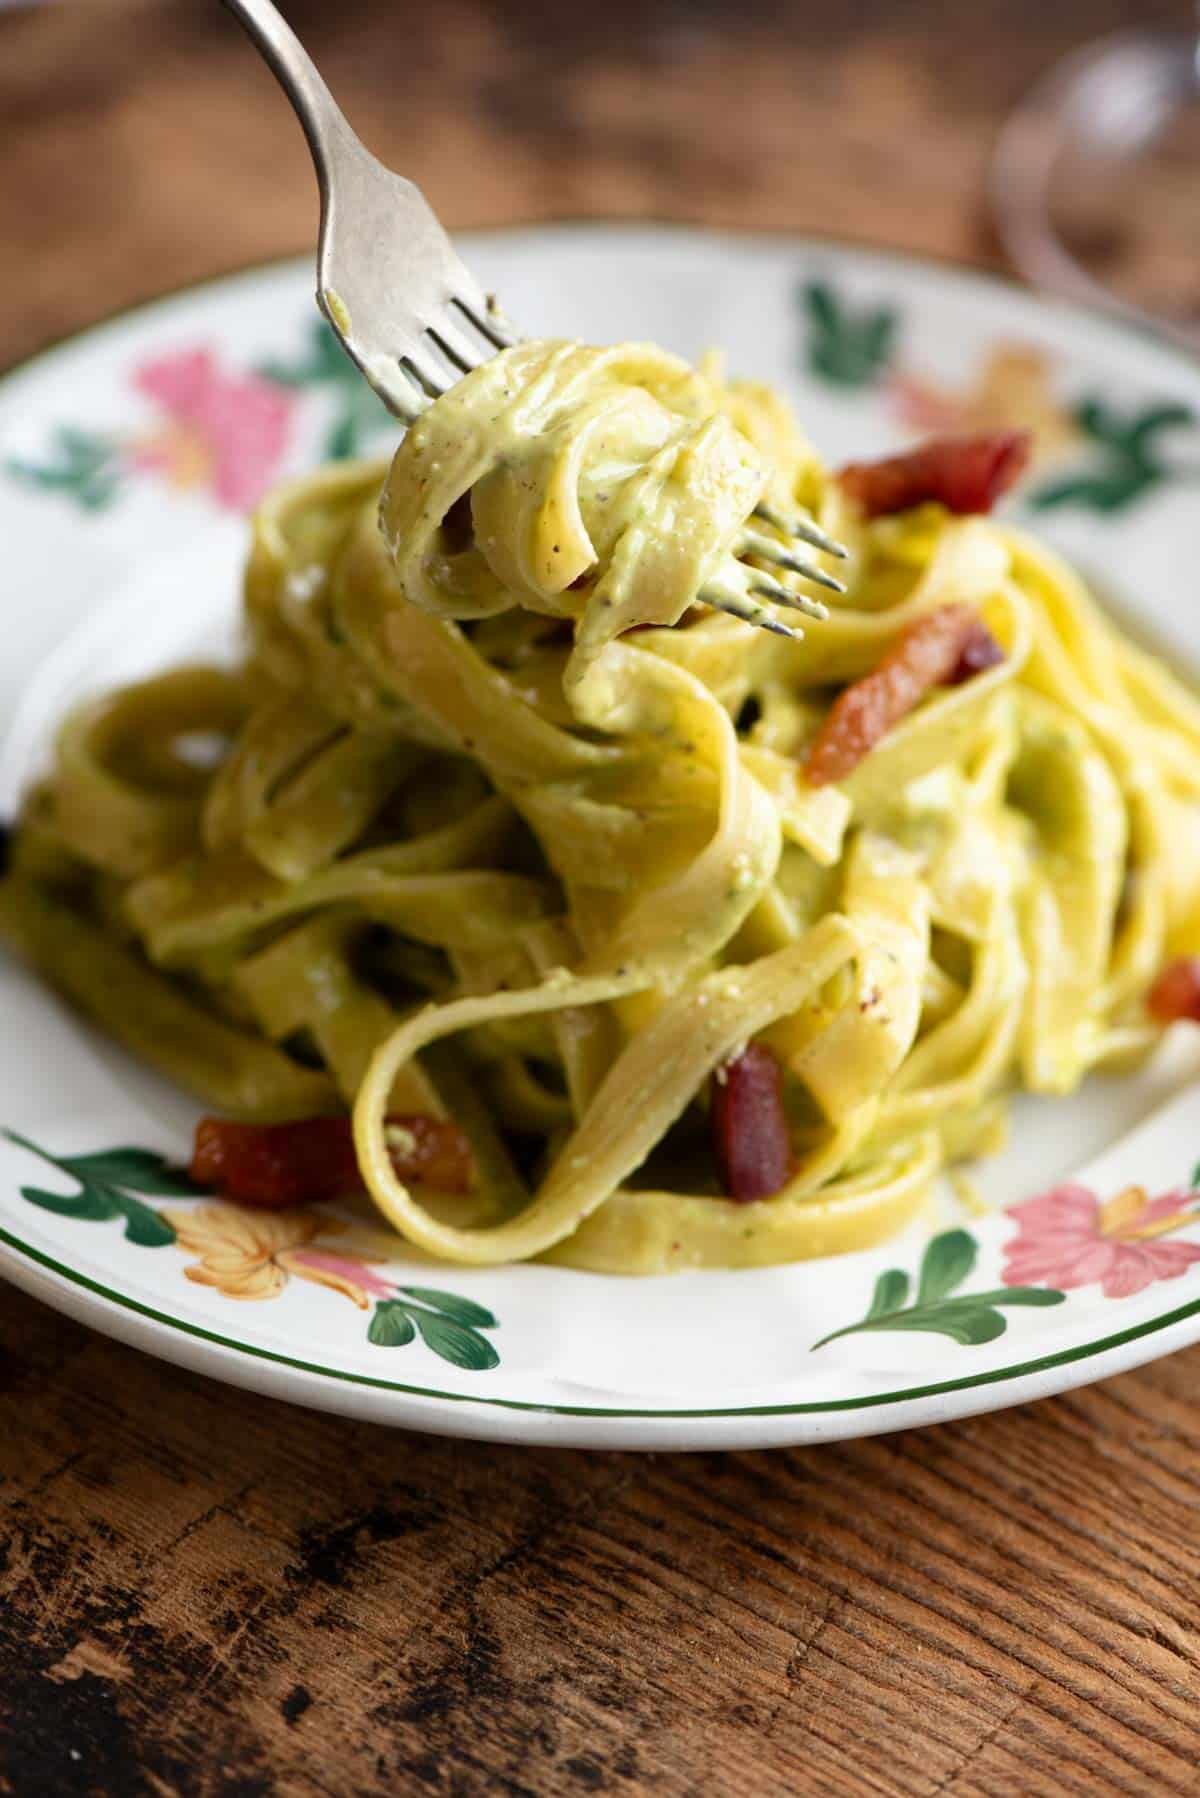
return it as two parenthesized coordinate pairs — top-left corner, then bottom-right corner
(2, 226), (1200, 1450)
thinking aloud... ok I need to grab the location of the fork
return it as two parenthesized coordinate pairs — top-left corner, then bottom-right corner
(220, 0), (846, 632)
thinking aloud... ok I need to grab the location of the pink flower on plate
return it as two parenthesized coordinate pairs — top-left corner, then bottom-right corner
(1003, 1182), (1200, 1300)
(129, 347), (294, 510)
(284, 1247), (398, 1306)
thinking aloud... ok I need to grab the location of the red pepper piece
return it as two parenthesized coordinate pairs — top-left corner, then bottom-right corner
(710, 1041), (794, 1202)
(806, 603), (999, 787)
(838, 429), (1032, 518)
(190, 1114), (473, 1208)
(1147, 958), (1200, 1025)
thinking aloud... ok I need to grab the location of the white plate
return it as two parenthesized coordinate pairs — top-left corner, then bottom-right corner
(3, 225), (1200, 1450)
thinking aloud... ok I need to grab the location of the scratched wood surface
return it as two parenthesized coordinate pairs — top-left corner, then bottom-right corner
(2, 2), (1199, 1793)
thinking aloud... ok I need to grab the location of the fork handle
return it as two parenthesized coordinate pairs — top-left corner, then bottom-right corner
(219, 0), (354, 187)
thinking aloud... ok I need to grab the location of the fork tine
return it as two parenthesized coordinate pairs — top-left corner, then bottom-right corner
(700, 587), (803, 640)
(426, 319), (483, 376)
(739, 533), (848, 595)
(398, 349), (452, 400)
(753, 504), (848, 560)
(750, 581), (829, 622)
(369, 357), (428, 422)
(454, 295), (518, 352)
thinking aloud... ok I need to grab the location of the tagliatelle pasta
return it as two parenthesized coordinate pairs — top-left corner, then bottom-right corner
(5, 337), (1200, 1272)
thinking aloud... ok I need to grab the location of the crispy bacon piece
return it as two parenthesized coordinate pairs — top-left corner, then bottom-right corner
(838, 430), (1032, 518)
(1147, 958), (1200, 1025)
(806, 603), (1000, 787)
(945, 615), (1006, 685)
(381, 1115), (474, 1194)
(190, 1114), (473, 1208)
(711, 1042), (794, 1203)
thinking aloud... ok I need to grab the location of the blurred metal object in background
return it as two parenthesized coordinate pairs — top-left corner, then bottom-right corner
(992, 13), (1200, 353)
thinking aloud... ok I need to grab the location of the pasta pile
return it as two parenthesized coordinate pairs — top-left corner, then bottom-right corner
(5, 339), (1200, 1271)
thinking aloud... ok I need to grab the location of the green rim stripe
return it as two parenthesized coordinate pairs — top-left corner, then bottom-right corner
(2, 1222), (1198, 1418)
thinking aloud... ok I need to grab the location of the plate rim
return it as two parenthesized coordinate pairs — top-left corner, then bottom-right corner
(4, 222), (1200, 1446)
(5, 1218), (1200, 1432)
(3, 219), (1196, 392)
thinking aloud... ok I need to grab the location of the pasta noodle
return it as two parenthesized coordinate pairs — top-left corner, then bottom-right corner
(5, 337), (1200, 1272)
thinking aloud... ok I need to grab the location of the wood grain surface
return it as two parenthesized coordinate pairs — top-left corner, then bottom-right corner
(2, 2), (1199, 1793)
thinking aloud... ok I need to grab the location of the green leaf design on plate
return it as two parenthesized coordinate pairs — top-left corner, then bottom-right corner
(259, 320), (393, 461)
(964, 1287), (1067, 1309)
(2, 1129), (181, 1247)
(118, 1205), (178, 1249)
(811, 1229), (1066, 1350)
(258, 318), (352, 388)
(5, 426), (124, 511)
(916, 1228), (976, 1304)
(871, 1304), (1010, 1347)
(368, 1301), (417, 1348)
(57, 1147), (197, 1196)
(413, 1310), (500, 1372)
(17, 1184), (117, 1224)
(1029, 397), (1197, 514)
(866, 1267), (909, 1319)
(801, 279), (899, 389)
(399, 1286), (498, 1329)
(366, 1289), (500, 1368)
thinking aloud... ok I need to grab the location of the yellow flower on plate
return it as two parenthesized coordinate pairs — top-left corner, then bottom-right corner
(158, 1203), (401, 1307)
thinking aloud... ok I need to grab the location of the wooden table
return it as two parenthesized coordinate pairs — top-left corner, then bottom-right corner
(2, 3), (1197, 1792)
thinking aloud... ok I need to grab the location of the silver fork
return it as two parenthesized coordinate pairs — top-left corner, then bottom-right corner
(220, 0), (846, 633)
